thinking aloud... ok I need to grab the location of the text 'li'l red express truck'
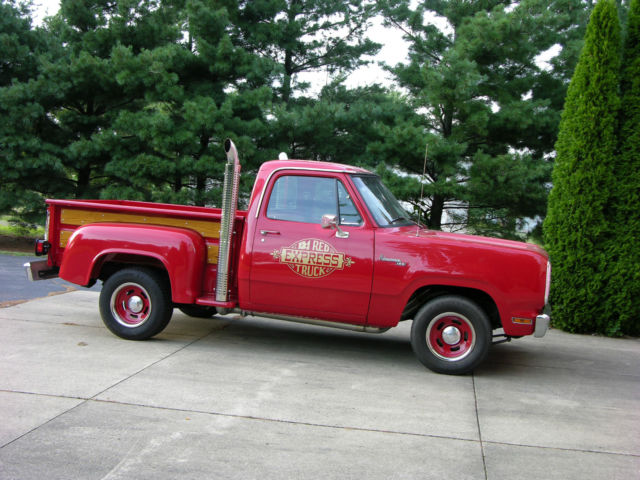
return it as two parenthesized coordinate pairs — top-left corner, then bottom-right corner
(26, 140), (551, 374)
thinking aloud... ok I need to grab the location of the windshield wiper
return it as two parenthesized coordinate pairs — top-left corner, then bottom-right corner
(389, 216), (412, 225)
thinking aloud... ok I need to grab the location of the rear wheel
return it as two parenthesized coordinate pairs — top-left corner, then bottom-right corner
(411, 295), (491, 375)
(99, 267), (172, 340)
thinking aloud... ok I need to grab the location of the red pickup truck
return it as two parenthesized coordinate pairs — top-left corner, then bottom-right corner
(26, 140), (550, 374)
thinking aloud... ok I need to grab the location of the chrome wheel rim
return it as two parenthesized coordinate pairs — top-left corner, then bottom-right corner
(110, 282), (152, 328)
(426, 312), (476, 362)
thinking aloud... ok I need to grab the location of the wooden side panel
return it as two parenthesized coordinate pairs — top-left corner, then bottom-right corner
(60, 208), (220, 239)
(207, 244), (219, 264)
(59, 208), (221, 265)
(59, 230), (74, 248)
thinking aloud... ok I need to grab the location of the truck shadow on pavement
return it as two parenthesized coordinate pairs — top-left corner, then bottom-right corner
(476, 344), (542, 376)
(165, 313), (551, 375)
(193, 315), (421, 370)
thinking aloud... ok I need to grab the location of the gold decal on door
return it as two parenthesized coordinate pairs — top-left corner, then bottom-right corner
(271, 238), (354, 279)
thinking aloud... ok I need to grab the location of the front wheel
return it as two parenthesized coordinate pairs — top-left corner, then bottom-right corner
(411, 295), (491, 375)
(99, 267), (172, 340)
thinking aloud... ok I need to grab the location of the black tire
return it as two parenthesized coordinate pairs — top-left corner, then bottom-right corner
(178, 305), (216, 318)
(99, 267), (172, 340)
(411, 295), (491, 375)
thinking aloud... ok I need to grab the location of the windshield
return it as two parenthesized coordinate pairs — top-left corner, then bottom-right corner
(351, 175), (415, 227)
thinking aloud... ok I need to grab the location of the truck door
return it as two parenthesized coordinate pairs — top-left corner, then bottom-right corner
(249, 172), (374, 324)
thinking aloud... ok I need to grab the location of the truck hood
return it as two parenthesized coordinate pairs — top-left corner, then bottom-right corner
(408, 228), (549, 259)
(375, 226), (550, 319)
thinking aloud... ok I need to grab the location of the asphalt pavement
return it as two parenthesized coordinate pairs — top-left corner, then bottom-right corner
(0, 254), (100, 305)
(0, 286), (639, 478)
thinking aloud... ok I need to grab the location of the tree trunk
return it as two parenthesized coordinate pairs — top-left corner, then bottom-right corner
(429, 194), (445, 230)
(282, 50), (293, 105)
(76, 166), (92, 198)
(195, 175), (206, 207)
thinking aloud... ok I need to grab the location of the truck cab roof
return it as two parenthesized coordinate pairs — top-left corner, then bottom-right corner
(258, 159), (373, 176)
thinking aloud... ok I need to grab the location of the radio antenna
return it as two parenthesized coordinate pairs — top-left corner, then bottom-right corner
(417, 143), (428, 236)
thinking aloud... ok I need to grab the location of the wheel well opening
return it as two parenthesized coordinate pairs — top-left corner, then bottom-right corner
(95, 255), (170, 290)
(402, 286), (501, 329)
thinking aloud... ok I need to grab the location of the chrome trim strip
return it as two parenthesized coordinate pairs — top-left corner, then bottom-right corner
(379, 255), (406, 266)
(534, 314), (550, 338)
(238, 310), (389, 333)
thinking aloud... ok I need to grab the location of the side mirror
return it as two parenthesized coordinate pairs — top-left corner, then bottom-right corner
(321, 214), (349, 239)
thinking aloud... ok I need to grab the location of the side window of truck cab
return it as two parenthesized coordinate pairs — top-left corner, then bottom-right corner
(266, 175), (362, 226)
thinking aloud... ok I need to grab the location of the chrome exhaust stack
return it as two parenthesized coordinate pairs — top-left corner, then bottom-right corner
(215, 139), (241, 307)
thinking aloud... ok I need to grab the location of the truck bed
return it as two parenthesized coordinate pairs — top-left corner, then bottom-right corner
(46, 199), (246, 296)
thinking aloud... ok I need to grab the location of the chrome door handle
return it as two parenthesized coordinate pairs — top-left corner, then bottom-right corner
(380, 255), (406, 266)
(260, 230), (280, 236)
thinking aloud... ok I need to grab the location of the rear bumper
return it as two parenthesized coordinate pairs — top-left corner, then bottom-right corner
(534, 313), (551, 338)
(24, 260), (59, 282)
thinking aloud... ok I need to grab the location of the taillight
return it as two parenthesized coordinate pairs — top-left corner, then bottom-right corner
(35, 239), (50, 256)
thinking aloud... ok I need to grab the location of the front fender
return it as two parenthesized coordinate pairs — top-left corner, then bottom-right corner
(60, 223), (206, 303)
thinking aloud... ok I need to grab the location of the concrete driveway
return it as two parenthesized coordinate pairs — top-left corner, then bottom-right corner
(0, 291), (639, 479)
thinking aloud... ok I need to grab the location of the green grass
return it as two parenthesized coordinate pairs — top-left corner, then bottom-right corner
(0, 250), (33, 257)
(0, 217), (44, 237)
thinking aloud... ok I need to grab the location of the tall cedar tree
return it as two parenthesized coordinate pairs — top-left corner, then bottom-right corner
(543, 0), (621, 334)
(605, 0), (640, 335)
(380, 0), (591, 237)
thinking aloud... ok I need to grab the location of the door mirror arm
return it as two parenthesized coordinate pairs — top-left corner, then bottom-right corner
(321, 214), (349, 239)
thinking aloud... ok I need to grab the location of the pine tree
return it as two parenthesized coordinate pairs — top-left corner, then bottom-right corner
(0, 0), (59, 222)
(228, 0), (382, 162)
(0, 0), (188, 222)
(543, 0), (622, 333)
(264, 82), (419, 167)
(0, 0), (47, 86)
(232, 0), (380, 106)
(380, 0), (591, 236)
(102, 0), (273, 207)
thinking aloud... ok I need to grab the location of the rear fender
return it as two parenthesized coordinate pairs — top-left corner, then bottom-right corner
(59, 223), (206, 303)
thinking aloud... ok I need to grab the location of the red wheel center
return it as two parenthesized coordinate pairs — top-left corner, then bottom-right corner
(113, 285), (151, 326)
(428, 314), (475, 360)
